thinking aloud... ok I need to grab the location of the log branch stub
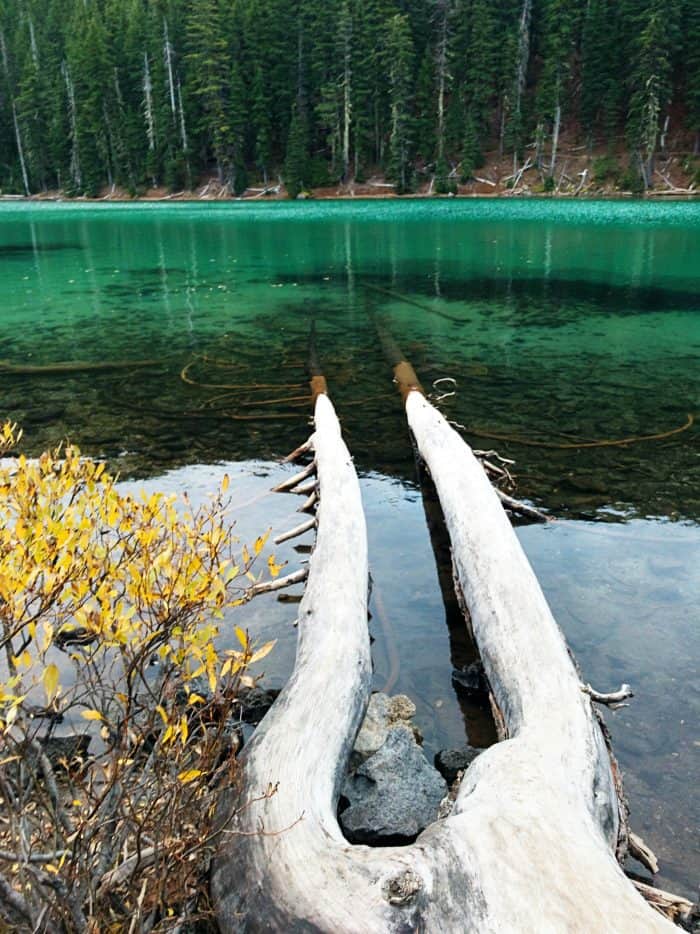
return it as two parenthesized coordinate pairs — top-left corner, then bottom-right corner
(273, 460), (317, 492)
(496, 488), (550, 523)
(283, 436), (315, 463)
(273, 517), (317, 545)
(583, 683), (634, 708)
(629, 832), (660, 875)
(248, 567), (308, 597)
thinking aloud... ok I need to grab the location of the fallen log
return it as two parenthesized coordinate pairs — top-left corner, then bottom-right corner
(212, 340), (676, 932)
(0, 358), (159, 375)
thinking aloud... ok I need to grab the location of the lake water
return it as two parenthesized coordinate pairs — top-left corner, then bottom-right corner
(0, 199), (698, 898)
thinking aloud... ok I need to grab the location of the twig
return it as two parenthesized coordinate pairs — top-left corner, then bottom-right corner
(283, 437), (315, 463)
(97, 847), (156, 900)
(248, 568), (308, 597)
(632, 879), (694, 925)
(0, 869), (33, 923)
(582, 683), (633, 709)
(297, 491), (317, 513)
(273, 461), (316, 493)
(27, 739), (74, 835)
(496, 489), (550, 523)
(0, 849), (69, 864)
(274, 517), (317, 545)
(289, 478), (317, 496)
(628, 832), (659, 875)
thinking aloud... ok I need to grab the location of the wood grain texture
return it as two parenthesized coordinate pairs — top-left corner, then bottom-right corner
(212, 390), (674, 933)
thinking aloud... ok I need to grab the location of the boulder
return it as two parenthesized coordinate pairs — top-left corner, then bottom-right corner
(340, 725), (447, 844)
(451, 660), (488, 696)
(434, 746), (481, 784)
(351, 692), (419, 766)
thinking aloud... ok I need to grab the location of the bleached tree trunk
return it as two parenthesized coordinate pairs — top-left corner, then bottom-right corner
(62, 61), (81, 190)
(11, 102), (30, 196)
(550, 96), (561, 175)
(515, 0), (532, 113)
(511, 0), (532, 173)
(177, 79), (188, 153)
(143, 53), (155, 152)
(211, 377), (676, 931)
(0, 30), (30, 196)
(340, 1), (352, 181)
(163, 19), (177, 119)
(435, 0), (450, 163)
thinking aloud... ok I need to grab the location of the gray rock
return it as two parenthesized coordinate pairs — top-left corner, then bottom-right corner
(351, 692), (420, 767)
(341, 725), (447, 844)
(236, 686), (279, 724)
(451, 661), (488, 696)
(434, 746), (481, 784)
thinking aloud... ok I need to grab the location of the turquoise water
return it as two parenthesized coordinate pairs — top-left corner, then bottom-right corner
(0, 200), (698, 895)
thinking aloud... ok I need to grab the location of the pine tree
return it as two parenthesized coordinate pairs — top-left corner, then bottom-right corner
(185, 0), (232, 182)
(250, 64), (272, 181)
(385, 13), (414, 192)
(535, 0), (579, 175)
(413, 46), (435, 162)
(626, 0), (681, 186)
(682, 0), (700, 151)
(284, 103), (310, 196)
(64, 2), (113, 195)
(581, 0), (620, 143)
(229, 60), (249, 193)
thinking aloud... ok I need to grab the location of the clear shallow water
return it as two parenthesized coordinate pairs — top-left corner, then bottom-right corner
(0, 200), (698, 896)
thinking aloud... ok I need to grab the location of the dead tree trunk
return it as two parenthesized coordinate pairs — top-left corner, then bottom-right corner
(211, 344), (676, 931)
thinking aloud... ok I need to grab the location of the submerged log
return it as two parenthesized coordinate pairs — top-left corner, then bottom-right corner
(212, 370), (675, 933)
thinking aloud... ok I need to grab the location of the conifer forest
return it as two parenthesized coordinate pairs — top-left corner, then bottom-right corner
(1, 0), (699, 197)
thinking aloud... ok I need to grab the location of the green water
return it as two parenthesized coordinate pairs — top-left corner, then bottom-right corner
(1, 200), (698, 896)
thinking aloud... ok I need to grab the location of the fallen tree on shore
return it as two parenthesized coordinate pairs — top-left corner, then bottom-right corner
(211, 332), (688, 931)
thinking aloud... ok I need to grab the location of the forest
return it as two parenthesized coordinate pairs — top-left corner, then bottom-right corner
(0, 0), (699, 197)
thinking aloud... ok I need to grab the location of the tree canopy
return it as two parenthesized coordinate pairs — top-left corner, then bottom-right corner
(0, 0), (697, 195)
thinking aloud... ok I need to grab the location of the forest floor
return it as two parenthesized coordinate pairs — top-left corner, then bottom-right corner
(12, 143), (700, 203)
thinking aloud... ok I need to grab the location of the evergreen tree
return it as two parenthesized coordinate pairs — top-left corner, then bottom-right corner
(284, 103), (310, 196)
(413, 46), (435, 162)
(626, 0), (681, 186)
(535, 0), (579, 174)
(251, 64), (272, 180)
(0, 0), (696, 195)
(581, 0), (620, 143)
(385, 13), (414, 192)
(185, 0), (232, 181)
(682, 0), (700, 151)
(64, 3), (112, 194)
(229, 60), (249, 193)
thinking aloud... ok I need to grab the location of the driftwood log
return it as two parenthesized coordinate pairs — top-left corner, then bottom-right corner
(212, 368), (676, 931)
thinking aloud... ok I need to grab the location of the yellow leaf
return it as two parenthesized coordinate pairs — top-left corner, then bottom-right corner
(81, 709), (103, 721)
(187, 694), (205, 705)
(222, 473), (230, 492)
(42, 664), (60, 704)
(254, 531), (269, 556)
(178, 769), (202, 784)
(235, 626), (248, 649)
(267, 554), (286, 578)
(248, 640), (276, 665)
